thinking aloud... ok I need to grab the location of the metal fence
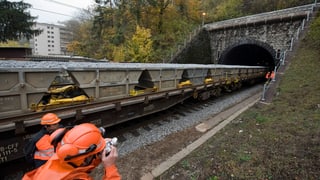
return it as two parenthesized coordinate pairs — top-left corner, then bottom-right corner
(261, 2), (318, 101)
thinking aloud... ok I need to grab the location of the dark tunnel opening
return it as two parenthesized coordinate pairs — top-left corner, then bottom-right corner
(219, 44), (276, 69)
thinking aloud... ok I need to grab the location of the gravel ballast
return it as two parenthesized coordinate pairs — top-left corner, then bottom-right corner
(117, 85), (263, 157)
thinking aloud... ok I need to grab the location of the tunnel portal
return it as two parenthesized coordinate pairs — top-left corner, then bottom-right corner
(218, 40), (276, 69)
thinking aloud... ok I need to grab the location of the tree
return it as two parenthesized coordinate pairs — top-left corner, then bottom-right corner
(211, 0), (244, 21)
(66, 20), (96, 57)
(0, 0), (40, 43)
(125, 25), (153, 62)
(308, 15), (320, 48)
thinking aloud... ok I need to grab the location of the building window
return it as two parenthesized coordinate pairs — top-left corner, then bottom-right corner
(48, 40), (50, 43)
(52, 45), (54, 47)
(52, 40), (54, 43)
(48, 49), (51, 51)
(48, 45), (51, 47)
(47, 31), (50, 34)
(51, 36), (54, 38)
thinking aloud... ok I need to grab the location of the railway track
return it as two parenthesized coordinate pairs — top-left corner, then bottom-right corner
(104, 93), (219, 140)
(104, 84), (262, 157)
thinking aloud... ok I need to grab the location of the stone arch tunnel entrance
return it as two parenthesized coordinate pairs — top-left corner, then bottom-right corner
(219, 39), (276, 69)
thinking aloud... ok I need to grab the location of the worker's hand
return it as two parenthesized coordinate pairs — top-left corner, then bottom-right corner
(102, 145), (118, 168)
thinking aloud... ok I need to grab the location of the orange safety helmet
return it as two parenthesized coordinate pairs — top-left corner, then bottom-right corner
(41, 113), (61, 125)
(56, 123), (106, 164)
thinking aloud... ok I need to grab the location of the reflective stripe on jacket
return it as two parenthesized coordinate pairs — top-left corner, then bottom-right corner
(23, 154), (121, 180)
(34, 134), (55, 160)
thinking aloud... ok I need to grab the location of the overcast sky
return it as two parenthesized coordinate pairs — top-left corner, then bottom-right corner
(9, 0), (96, 24)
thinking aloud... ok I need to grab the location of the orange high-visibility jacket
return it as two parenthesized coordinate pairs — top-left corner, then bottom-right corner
(22, 154), (121, 180)
(34, 134), (55, 160)
(265, 72), (271, 79)
(270, 71), (275, 79)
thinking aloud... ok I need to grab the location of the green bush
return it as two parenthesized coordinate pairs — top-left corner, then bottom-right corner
(306, 13), (320, 48)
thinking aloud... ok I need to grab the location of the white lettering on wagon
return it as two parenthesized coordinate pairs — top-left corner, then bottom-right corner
(0, 96), (14, 105)
(0, 143), (19, 163)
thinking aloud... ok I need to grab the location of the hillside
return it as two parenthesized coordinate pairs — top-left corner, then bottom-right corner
(156, 9), (320, 180)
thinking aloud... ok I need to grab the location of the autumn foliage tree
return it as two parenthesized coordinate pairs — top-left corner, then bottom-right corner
(125, 25), (153, 62)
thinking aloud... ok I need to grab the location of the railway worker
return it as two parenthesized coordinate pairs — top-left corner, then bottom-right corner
(265, 71), (271, 79)
(270, 71), (275, 80)
(22, 123), (121, 180)
(25, 113), (63, 168)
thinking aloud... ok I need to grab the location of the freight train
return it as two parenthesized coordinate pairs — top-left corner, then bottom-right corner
(0, 60), (268, 166)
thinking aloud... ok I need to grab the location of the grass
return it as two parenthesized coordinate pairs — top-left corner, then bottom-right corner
(157, 15), (320, 180)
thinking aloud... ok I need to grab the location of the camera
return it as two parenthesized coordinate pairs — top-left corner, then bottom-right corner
(105, 137), (118, 156)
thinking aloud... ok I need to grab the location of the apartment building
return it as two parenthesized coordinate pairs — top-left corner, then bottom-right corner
(30, 23), (73, 56)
